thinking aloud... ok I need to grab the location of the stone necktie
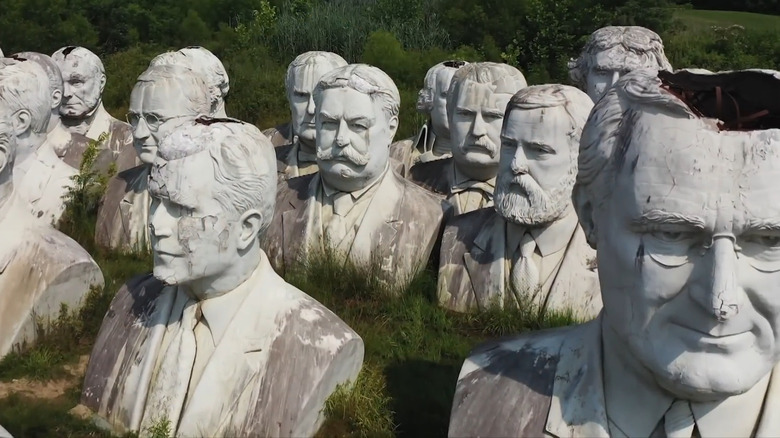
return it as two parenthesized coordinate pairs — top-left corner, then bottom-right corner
(510, 233), (540, 301)
(325, 192), (352, 244)
(140, 299), (200, 435)
(664, 399), (696, 438)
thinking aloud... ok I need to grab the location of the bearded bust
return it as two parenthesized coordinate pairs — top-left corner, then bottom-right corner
(437, 84), (601, 318)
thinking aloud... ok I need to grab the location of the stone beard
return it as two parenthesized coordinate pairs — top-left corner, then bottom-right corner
(494, 164), (575, 226)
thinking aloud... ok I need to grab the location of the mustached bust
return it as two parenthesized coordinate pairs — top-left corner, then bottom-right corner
(437, 84), (600, 316)
(264, 64), (448, 291)
(0, 110), (103, 361)
(569, 26), (673, 103)
(51, 46), (132, 168)
(409, 62), (527, 216)
(80, 119), (364, 437)
(449, 69), (780, 437)
(265, 51), (348, 180)
(389, 60), (468, 176)
(95, 64), (211, 252)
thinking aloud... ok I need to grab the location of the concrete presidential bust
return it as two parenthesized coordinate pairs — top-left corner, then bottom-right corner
(0, 58), (78, 224)
(266, 51), (348, 180)
(9, 52), (92, 172)
(51, 46), (132, 170)
(408, 62), (527, 216)
(94, 64), (211, 252)
(80, 119), (364, 437)
(0, 106), (103, 360)
(569, 26), (673, 103)
(264, 63), (448, 290)
(148, 46), (230, 118)
(449, 68), (780, 437)
(438, 84), (600, 318)
(389, 60), (467, 176)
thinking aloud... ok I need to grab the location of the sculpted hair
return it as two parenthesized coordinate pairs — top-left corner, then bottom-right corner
(135, 65), (212, 116)
(11, 52), (63, 99)
(446, 62), (528, 118)
(504, 84), (594, 147)
(313, 63), (400, 119)
(568, 26), (673, 89)
(150, 46), (229, 114)
(155, 119), (277, 233)
(0, 59), (53, 133)
(574, 69), (696, 245)
(51, 46), (105, 78)
(417, 60), (468, 113)
(285, 51), (348, 100)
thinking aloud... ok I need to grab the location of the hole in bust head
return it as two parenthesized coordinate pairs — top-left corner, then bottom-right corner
(659, 70), (780, 131)
(443, 60), (467, 69)
(61, 46), (78, 57)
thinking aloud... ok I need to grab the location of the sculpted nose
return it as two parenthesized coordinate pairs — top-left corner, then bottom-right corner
(133, 118), (151, 141)
(609, 71), (621, 87)
(306, 95), (316, 116)
(149, 202), (173, 238)
(335, 119), (350, 148)
(471, 112), (487, 138)
(511, 146), (529, 175)
(692, 236), (743, 321)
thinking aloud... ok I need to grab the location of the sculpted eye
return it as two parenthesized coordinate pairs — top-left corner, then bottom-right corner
(744, 234), (780, 248)
(350, 123), (368, 131)
(650, 230), (696, 243)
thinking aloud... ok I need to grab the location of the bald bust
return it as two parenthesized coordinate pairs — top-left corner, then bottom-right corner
(51, 46), (132, 170)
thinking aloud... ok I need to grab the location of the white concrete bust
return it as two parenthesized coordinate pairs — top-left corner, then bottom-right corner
(0, 111), (103, 360)
(81, 119), (364, 437)
(51, 46), (133, 166)
(438, 84), (600, 317)
(11, 51), (92, 170)
(409, 62), (527, 216)
(390, 60), (468, 176)
(569, 26), (673, 103)
(0, 58), (77, 224)
(149, 46), (229, 118)
(269, 51), (348, 180)
(95, 64), (211, 251)
(264, 64), (448, 290)
(448, 68), (780, 437)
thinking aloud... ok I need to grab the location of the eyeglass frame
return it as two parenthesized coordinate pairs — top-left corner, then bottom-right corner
(125, 112), (189, 132)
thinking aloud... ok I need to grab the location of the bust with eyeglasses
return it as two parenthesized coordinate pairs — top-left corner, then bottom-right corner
(448, 68), (780, 437)
(95, 64), (211, 251)
(51, 46), (133, 169)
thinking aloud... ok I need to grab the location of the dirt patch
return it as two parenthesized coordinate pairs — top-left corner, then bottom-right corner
(0, 355), (88, 400)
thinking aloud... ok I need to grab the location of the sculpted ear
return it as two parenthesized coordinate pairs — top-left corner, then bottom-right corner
(237, 209), (263, 251)
(388, 115), (399, 139)
(0, 141), (9, 174)
(99, 73), (107, 94)
(11, 110), (32, 137)
(573, 186), (598, 249)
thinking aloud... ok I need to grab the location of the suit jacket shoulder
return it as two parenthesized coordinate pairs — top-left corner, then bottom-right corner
(449, 323), (586, 437)
(242, 277), (364, 437)
(408, 157), (451, 195)
(262, 173), (316, 274)
(81, 274), (164, 415)
(264, 123), (293, 148)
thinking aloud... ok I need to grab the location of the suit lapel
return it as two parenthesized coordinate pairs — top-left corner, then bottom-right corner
(463, 213), (506, 310)
(350, 171), (403, 265)
(545, 318), (610, 438)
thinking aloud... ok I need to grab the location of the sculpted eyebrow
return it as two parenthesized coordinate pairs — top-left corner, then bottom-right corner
(630, 209), (706, 229)
(318, 111), (337, 120)
(744, 218), (780, 232)
(483, 109), (504, 117)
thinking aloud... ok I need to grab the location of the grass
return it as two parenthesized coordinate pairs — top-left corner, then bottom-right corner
(674, 9), (780, 33)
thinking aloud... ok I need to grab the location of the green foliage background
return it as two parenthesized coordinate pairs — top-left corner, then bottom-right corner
(1, 0), (778, 139)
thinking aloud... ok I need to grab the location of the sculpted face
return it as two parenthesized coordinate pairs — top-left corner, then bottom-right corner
(597, 111), (780, 400)
(149, 152), (242, 291)
(430, 69), (456, 138)
(495, 106), (575, 226)
(290, 63), (335, 145)
(128, 81), (196, 164)
(585, 46), (655, 102)
(450, 80), (511, 178)
(316, 87), (395, 192)
(58, 58), (103, 118)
